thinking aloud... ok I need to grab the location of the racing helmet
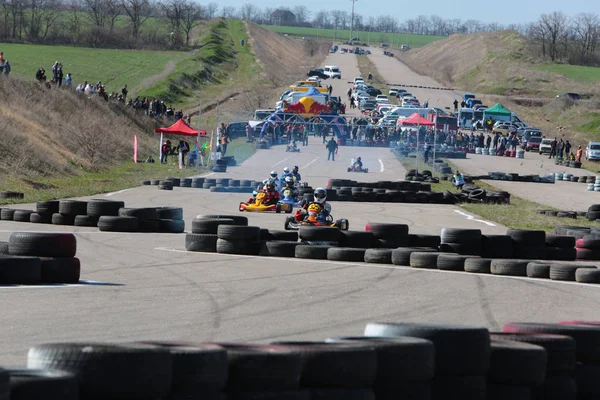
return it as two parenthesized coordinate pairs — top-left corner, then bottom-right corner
(266, 179), (276, 190)
(314, 188), (327, 204)
(270, 170), (278, 178)
(308, 203), (321, 213)
(283, 167), (290, 174)
(293, 165), (299, 173)
(357, 157), (361, 162)
(285, 176), (295, 187)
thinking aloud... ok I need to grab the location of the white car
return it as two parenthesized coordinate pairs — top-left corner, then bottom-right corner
(586, 142), (600, 161)
(401, 93), (415, 100)
(539, 138), (554, 155)
(354, 77), (365, 84)
(376, 95), (389, 103)
(307, 76), (321, 85)
(389, 89), (398, 97)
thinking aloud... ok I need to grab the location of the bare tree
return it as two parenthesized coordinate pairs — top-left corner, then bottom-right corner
(221, 5), (235, 19)
(181, 0), (202, 45)
(66, 0), (83, 41)
(313, 10), (330, 29)
(122, 0), (149, 40)
(205, 1), (217, 18)
(161, 0), (186, 48)
(239, 3), (255, 21)
(105, 0), (121, 34)
(571, 13), (600, 64)
(39, 0), (61, 39)
(540, 11), (568, 61)
(293, 5), (309, 24)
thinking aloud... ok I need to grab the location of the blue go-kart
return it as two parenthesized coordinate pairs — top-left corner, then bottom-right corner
(276, 189), (303, 213)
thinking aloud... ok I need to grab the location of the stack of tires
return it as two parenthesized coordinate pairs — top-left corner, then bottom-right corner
(440, 228), (482, 256)
(575, 236), (600, 261)
(52, 200), (88, 226)
(158, 179), (174, 191)
(545, 235), (576, 261)
(0, 191), (24, 200)
(507, 229), (546, 259)
(217, 225), (260, 255)
(28, 200), (59, 224)
(212, 159), (227, 173)
(98, 206), (184, 233)
(0, 232), (80, 284)
(365, 223), (409, 248)
(259, 230), (300, 257)
(587, 205), (600, 221)
(84, 199), (125, 227)
(118, 207), (161, 233)
(186, 214), (247, 253)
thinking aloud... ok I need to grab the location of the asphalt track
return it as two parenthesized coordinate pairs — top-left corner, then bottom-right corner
(1, 52), (599, 366)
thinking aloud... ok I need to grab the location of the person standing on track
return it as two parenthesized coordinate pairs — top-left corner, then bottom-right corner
(326, 137), (338, 161)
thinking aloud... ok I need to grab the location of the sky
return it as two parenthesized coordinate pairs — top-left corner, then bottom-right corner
(217, 0), (599, 25)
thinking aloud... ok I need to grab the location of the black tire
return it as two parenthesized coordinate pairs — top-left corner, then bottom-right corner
(294, 245), (330, 260)
(139, 220), (160, 233)
(527, 262), (551, 278)
(217, 225), (261, 241)
(13, 210), (34, 222)
(364, 248), (393, 264)
(513, 244), (546, 259)
(441, 228), (482, 243)
(0, 255), (42, 284)
(137, 342), (228, 393)
(51, 213), (75, 226)
(0, 191), (23, 199)
(36, 200), (60, 215)
(464, 258), (492, 273)
(40, 257), (81, 284)
(196, 214), (248, 226)
(532, 376), (576, 400)
(376, 237), (410, 248)
(576, 238), (600, 249)
(576, 248), (600, 260)
(0, 208), (15, 220)
(218, 343), (302, 390)
(391, 248), (436, 266)
(490, 332), (576, 373)
(271, 342), (376, 389)
(502, 322), (600, 363)
(439, 242), (482, 256)
(482, 235), (514, 258)
(192, 218), (234, 234)
(545, 247), (576, 261)
(408, 234), (441, 248)
(325, 336), (434, 383)
(365, 223), (409, 238)
(30, 212), (51, 224)
(158, 219), (185, 233)
(157, 207), (183, 220)
(27, 343), (172, 400)
(546, 210), (558, 217)
(86, 199), (125, 217)
(74, 215), (99, 227)
(507, 229), (546, 246)
(298, 226), (342, 242)
(576, 268), (600, 283)
(488, 340), (547, 386)
(263, 230), (298, 242)
(487, 384), (531, 400)
(185, 234), (218, 252)
(546, 235), (576, 248)
(409, 252), (440, 269)
(263, 241), (300, 258)
(436, 254), (475, 271)
(216, 239), (260, 255)
(364, 322), (491, 375)
(165, 177), (181, 186)
(575, 363), (600, 398)
(150, 179), (160, 185)
(118, 208), (159, 221)
(490, 259), (529, 276)
(339, 231), (375, 248)
(141, 180), (151, 185)
(0, 241), (9, 254)
(309, 389), (373, 400)
(327, 247), (366, 262)
(8, 369), (79, 400)
(9, 232), (76, 258)
(97, 216), (140, 232)
(180, 178), (192, 188)
(550, 263), (596, 281)
(58, 200), (87, 217)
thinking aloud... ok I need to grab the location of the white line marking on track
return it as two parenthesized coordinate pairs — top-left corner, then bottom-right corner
(153, 247), (600, 288)
(378, 159), (384, 172)
(454, 209), (496, 226)
(272, 156), (292, 167)
(303, 157), (319, 169)
(105, 189), (130, 197)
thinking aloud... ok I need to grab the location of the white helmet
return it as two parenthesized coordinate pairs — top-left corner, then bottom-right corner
(270, 170), (278, 178)
(283, 167), (290, 174)
(314, 188), (327, 204)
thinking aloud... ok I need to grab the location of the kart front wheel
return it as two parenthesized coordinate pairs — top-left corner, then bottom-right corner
(275, 203), (281, 213)
(284, 216), (294, 230)
(239, 202), (245, 212)
(347, 168), (352, 172)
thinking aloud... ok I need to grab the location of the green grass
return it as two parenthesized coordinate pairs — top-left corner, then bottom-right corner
(262, 25), (444, 47)
(2, 42), (189, 95)
(536, 64), (600, 83)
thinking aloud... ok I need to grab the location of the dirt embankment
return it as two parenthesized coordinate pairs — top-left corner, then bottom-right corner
(0, 78), (158, 177)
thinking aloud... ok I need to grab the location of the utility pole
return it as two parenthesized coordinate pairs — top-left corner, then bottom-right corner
(349, 0), (357, 42)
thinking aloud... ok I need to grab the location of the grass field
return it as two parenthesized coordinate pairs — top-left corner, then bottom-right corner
(263, 25), (444, 47)
(536, 64), (600, 83)
(1, 42), (189, 95)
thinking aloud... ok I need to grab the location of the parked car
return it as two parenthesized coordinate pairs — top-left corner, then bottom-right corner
(586, 142), (600, 161)
(539, 138), (554, 155)
(366, 87), (382, 97)
(354, 77), (365, 84)
(376, 95), (389, 103)
(307, 70), (328, 79)
(361, 100), (378, 111)
(365, 50), (371, 55)
(492, 122), (520, 135)
(525, 136), (542, 152)
(557, 92), (581, 100)
(521, 128), (542, 142)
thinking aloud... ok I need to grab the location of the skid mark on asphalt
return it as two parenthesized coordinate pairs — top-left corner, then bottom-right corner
(155, 247), (600, 289)
(474, 276), (501, 330)
(454, 210), (496, 226)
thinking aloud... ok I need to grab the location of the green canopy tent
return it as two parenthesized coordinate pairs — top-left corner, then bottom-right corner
(484, 103), (511, 118)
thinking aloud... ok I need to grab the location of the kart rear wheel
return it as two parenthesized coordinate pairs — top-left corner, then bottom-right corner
(239, 202), (245, 212)
(347, 168), (352, 172)
(364, 169), (368, 173)
(284, 216), (295, 230)
(276, 203), (281, 213)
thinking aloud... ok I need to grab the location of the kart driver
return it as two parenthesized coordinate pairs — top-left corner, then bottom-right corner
(355, 157), (363, 169)
(263, 170), (281, 191)
(291, 166), (301, 185)
(263, 179), (280, 205)
(281, 167), (292, 181)
(299, 187), (331, 223)
(281, 176), (300, 200)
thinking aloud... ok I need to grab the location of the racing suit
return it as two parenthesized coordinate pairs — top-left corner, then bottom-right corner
(355, 160), (363, 169)
(281, 186), (300, 201)
(298, 201), (331, 223)
(263, 178), (282, 192)
(264, 188), (280, 205)
(291, 172), (301, 185)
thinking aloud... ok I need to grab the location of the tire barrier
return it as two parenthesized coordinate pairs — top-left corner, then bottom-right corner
(0, 232), (80, 284)
(488, 172), (556, 184)
(143, 176), (256, 193)
(536, 209), (578, 219)
(0, 199), (184, 234)
(18, 318), (600, 400)
(326, 179), (511, 205)
(0, 191), (24, 200)
(391, 147), (467, 159)
(555, 158), (583, 168)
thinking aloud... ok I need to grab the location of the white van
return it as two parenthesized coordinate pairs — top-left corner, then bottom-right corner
(324, 65), (342, 79)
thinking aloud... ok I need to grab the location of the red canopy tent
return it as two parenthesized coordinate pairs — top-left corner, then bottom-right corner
(154, 119), (206, 136)
(399, 113), (435, 126)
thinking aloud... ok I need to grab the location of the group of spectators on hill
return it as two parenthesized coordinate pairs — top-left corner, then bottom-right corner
(0, 52), (11, 75)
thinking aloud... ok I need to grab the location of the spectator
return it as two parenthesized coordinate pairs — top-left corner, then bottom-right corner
(178, 139), (190, 166)
(326, 137), (338, 161)
(220, 132), (229, 156)
(576, 145), (583, 162)
(122, 85), (128, 102)
(3, 60), (10, 76)
(56, 64), (63, 87)
(65, 73), (72, 87)
(549, 138), (557, 159)
(161, 141), (171, 164)
(35, 68), (46, 82)
(0, 52), (5, 69)
(453, 99), (459, 112)
(565, 140), (571, 156)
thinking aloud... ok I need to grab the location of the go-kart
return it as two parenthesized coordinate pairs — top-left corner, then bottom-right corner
(286, 143), (300, 152)
(284, 207), (349, 230)
(239, 191), (278, 212)
(276, 189), (302, 214)
(348, 163), (368, 173)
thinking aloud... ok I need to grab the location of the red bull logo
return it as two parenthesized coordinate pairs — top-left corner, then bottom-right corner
(283, 102), (306, 114)
(308, 102), (331, 114)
